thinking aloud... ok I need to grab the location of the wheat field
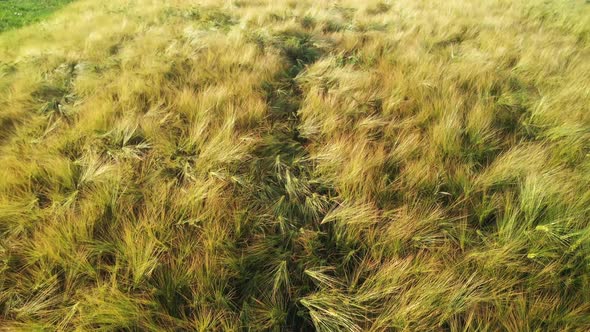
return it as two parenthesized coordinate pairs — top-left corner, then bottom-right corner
(0, 0), (589, 330)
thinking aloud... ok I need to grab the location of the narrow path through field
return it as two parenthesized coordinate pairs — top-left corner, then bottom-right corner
(233, 31), (343, 329)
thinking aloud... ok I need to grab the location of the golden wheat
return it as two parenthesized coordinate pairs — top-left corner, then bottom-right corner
(0, 0), (589, 330)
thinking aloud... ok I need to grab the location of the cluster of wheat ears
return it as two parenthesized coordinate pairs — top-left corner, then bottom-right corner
(0, 0), (589, 330)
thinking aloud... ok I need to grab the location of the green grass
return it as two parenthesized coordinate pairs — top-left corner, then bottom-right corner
(0, 0), (589, 330)
(0, 0), (73, 32)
